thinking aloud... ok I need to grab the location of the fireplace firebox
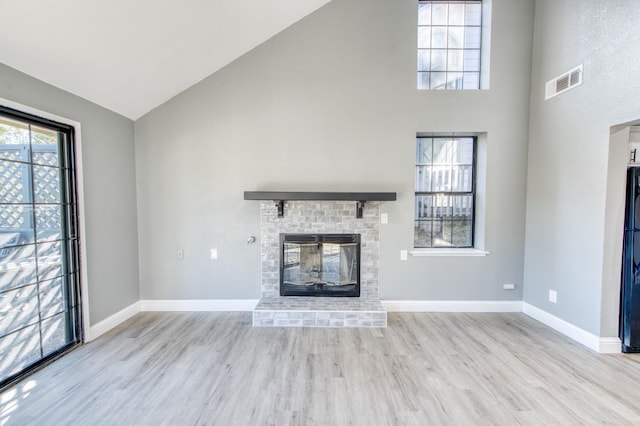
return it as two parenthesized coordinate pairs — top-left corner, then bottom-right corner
(280, 233), (360, 297)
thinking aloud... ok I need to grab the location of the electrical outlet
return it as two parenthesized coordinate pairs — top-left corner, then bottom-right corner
(400, 250), (408, 261)
(380, 213), (388, 224)
(177, 249), (184, 260)
(549, 289), (557, 303)
(210, 248), (218, 260)
(503, 283), (515, 290)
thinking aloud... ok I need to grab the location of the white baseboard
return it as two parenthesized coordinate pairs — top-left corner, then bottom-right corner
(522, 303), (620, 353)
(140, 299), (259, 312)
(598, 337), (623, 354)
(87, 301), (141, 342)
(382, 300), (523, 312)
(85, 299), (621, 354)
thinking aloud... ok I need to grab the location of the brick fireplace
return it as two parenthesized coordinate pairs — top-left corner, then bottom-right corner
(252, 200), (387, 327)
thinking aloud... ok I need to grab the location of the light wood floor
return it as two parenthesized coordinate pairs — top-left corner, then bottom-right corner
(2, 312), (640, 425)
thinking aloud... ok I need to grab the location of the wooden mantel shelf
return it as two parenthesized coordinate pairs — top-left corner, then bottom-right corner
(243, 191), (397, 218)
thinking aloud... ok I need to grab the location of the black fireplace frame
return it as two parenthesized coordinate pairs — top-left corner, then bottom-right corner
(280, 233), (361, 297)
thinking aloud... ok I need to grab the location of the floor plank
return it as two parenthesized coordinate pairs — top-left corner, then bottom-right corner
(2, 312), (640, 425)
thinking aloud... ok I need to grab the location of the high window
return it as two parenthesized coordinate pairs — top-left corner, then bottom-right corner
(415, 136), (475, 247)
(0, 106), (81, 389)
(417, 0), (483, 90)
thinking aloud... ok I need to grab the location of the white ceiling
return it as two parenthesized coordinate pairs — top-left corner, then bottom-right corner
(0, 0), (332, 120)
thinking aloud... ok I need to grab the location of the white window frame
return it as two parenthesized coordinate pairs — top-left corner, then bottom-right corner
(411, 132), (488, 257)
(417, 0), (492, 90)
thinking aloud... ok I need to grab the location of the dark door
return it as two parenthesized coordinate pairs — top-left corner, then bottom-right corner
(621, 167), (640, 352)
(0, 107), (82, 388)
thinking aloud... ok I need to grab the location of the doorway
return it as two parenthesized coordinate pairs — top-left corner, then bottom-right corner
(0, 106), (82, 388)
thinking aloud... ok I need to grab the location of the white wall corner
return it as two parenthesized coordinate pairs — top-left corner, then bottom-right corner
(141, 299), (259, 312)
(522, 303), (620, 354)
(86, 301), (142, 342)
(382, 300), (522, 312)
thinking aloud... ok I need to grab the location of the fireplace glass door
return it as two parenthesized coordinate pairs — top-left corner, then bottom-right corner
(280, 234), (360, 297)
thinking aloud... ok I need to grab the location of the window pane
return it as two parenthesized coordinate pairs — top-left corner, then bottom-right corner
(435, 220), (453, 247)
(452, 220), (473, 247)
(0, 284), (39, 336)
(438, 163), (449, 186)
(37, 240), (64, 281)
(457, 138), (474, 165)
(447, 27), (464, 50)
(465, 3), (482, 26)
(463, 50), (481, 72)
(414, 220), (434, 247)
(416, 138), (433, 163)
(417, 72), (430, 90)
(431, 3), (448, 25)
(448, 3), (464, 26)
(31, 126), (59, 167)
(0, 147), (28, 164)
(416, 165), (433, 192)
(0, 205), (34, 237)
(35, 205), (62, 242)
(33, 166), (61, 204)
(451, 164), (473, 192)
(433, 138), (452, 164)
(415, 195), (434, 218)
(0, 324), (41, 382)
(432, 166), (449, 192)
(453, 195), (474, 220)
(418, 3), (432, 25)
(41, 312), (69, 357)
(39, 277), (66, 320)
(0, 118), (30, 163)
(463, 72), (480, 89)
(0, 118), (29, 145)
(464, 27), (481, 49)
(418, 50), (431, 71)
(431, 27), (447, 49)
(418, 27), (431, 49)
(448, 50), (464, 71)
(446, 73), (463, 89)
(430, 50), (447, 71)
(0, 244), (37, 292)
(0, 161), (32, 204)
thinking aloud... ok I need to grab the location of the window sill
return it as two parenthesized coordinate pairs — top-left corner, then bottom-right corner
(410, 248), (490, 257)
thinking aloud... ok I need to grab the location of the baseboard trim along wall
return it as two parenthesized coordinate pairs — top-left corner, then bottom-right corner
(87, 301), (142, 342)
(86, 299), (621, 353)
(598, 337), (623, 354)
(522, 303), (621, 354)
(140, 299), (260, 312)
(381, 300), (523, 312)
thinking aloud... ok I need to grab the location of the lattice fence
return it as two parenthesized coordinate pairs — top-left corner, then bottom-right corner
(0, 146), (60, 230)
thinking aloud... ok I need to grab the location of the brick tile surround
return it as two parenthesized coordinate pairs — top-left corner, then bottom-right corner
(253, 200), (387, 327)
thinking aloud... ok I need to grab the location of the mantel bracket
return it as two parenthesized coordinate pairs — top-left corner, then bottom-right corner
(276, 199), (367, 218)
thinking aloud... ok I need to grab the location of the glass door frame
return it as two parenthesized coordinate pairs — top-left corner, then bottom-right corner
(0, 104), (83, 390)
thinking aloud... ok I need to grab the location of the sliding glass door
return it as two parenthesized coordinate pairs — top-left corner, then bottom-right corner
(0, 107), (81, 388)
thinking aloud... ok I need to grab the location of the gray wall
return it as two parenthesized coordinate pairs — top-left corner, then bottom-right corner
(135, 0), (535, 301)
(0, 63), (140, 325)
(524, 0), (640, 336)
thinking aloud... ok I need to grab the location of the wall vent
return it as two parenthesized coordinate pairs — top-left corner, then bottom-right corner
(545, 64), (583, 100)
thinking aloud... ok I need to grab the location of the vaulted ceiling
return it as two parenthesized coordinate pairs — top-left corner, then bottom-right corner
(0, 0), (332, 120)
